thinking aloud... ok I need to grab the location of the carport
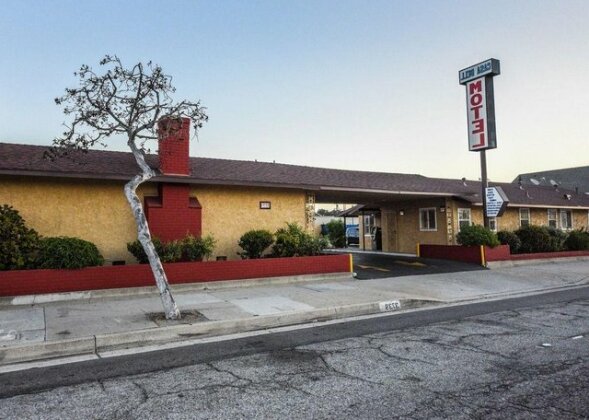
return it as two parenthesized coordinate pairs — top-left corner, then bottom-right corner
(311, 182), (478, 254)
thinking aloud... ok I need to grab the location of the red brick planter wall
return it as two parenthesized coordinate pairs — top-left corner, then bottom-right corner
(0, 254), (351, 297)
(508, 250), (589, 261)
(483, 245), (512, 261)
(419, 244), (588, 266)
(419, 244), (488, 265)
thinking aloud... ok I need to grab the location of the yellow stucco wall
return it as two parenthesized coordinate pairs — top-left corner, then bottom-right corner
(451, 204), (589, 233)
(190, 185), (306, 259)
(0, 176), (307, 263)
(375, 199), (449, 254)
(0, 175), (157, 263)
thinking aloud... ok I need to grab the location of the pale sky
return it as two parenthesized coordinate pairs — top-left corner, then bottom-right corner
(1, 0), (587, 182)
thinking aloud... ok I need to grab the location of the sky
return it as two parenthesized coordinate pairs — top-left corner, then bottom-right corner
(1, 0), (588, 182)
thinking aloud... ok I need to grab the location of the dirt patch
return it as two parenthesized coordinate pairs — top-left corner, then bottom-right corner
(146, 310), (208, 326)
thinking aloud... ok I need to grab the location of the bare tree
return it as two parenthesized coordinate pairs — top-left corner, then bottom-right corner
(48, 55), (208, 319)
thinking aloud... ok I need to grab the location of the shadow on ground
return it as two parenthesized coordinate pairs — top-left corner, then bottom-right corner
(343, 252), (484, 280)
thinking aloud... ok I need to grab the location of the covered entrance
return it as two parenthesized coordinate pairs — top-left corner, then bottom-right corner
(312, 187), (467, 255)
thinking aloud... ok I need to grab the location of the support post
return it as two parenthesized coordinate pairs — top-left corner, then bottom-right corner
(480, 150), (489, 229)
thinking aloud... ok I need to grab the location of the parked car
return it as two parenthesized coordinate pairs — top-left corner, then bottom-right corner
(346, 226), (359, 247)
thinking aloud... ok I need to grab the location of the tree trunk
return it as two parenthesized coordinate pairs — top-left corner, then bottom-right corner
(125, 142), (180, 320)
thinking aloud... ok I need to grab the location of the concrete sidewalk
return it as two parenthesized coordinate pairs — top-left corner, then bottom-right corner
(1, 260), (588, 367)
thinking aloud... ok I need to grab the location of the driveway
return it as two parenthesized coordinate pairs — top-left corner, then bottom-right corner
(343, 251), (484, 279)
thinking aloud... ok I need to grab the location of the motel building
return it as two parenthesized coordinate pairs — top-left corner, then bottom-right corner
(2, 123), (589, 263)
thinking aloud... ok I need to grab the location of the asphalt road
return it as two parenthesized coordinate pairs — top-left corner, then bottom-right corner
(1, 285), (588, 419)
(348, 251), (484, 279)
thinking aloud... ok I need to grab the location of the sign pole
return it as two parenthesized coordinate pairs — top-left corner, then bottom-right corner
(459, 59), (500, 229)
(480, 149), (489, 228)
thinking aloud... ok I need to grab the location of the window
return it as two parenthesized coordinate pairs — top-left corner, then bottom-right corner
(419, 208), (437, 231)
(547, 209), (557, 228)
(519, 208), (530, 227)
(458, 208), (471, 231)
(559, 209), (573, 230)
(488, 217), (497, 232)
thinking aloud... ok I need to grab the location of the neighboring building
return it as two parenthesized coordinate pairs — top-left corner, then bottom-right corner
(514, 166), (589, 194)
(2, 129), (589, 261)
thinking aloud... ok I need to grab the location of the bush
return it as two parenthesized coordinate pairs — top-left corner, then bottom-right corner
(127, 235), (216, 263)
(547, 227), (567, 252)
(180, 235), (216, 261)
(271, 223), (328, 257)
(237, 230), (274, 259)
(564, 229), (589, 251)
(127, 237), (166, 263)
(326, 219), (346, 248)
(37, 237), (104, 269)
(515, 225), (555, 253)
(0, 205), (40, 270)
(456, 225), (500, 248)
(497, 230), (522, 254)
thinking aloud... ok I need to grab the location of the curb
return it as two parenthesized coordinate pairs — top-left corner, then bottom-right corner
(0, 298), (425, 366)
(487, 256), (589, 269)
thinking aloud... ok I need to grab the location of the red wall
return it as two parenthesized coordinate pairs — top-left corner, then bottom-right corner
(483, 245), (511, 261)
(0, 254), (351, 297)
(419, 244), (588, 265)
(145, 184), (202, 241)
(509, 250), (589, 261)
(419, 244), (485, 265)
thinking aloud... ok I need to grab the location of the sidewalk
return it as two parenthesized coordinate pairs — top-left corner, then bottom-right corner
(1, 260), (588, 367)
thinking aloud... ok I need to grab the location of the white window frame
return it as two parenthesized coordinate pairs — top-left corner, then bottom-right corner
(559, 209), (573, 230)
(419, 208), (437, 231)
(547, 209), (557, 229)
(488, 217), (498, 232)
(519, 208), (530, 227)
(457, 208), (472, 232)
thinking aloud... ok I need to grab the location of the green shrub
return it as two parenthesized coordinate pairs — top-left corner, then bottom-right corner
(237, 230), (274, 259)
(0, 205), (40, 270)
(564, 229), (589, 251)
(456, 224), (500, 248)
(127, 235), (216, 263)
(37, 237), (104, 269)
(271, 222), (327, 257)
(515, 225), (554, 253)
(497, 230), (522, 254)
(547, 227), (567, 252)
(180, 235), (216, 261)
(127, 237), (166, 263)
(326, 219), (346, 248)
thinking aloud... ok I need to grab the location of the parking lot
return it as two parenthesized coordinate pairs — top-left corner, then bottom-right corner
(335, 251), (485, 280)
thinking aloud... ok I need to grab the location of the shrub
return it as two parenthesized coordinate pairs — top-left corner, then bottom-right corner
(456, 225), (500, 248)
(497, 230), (522, 254)
(326, 219), (346, 248)
(564, 229), (589, 251)
(547, 227), (567, 252)
(37, 237), (104, 269)
(0, 205), (40, 270)
(127, 237), (166, 263)
(180, 235), (216, 261)
(515, 225), (554, 253)
(271, 222), (327, 257)
(237, 230), (274, 259)
(127, 235), (216, 263)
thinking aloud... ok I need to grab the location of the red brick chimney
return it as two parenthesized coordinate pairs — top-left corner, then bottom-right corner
(158, 117), (191, 176)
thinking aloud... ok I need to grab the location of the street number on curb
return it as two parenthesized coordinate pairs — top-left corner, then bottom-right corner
(379, 300), (401, 312)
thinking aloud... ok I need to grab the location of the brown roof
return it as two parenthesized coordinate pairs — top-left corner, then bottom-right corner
(2, 142), (589, 209)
